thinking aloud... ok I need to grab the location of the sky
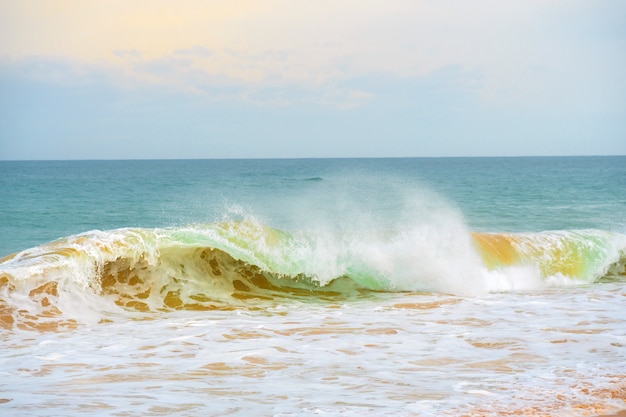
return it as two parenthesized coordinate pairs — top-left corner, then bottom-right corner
(0, 0), (625, 160)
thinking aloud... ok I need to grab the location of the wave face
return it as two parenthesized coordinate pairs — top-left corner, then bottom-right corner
(1, 220), (625, 331)
(472, 230), (626, 289)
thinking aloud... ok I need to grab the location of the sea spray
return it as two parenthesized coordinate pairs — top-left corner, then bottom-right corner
(223, 173), (494, 294)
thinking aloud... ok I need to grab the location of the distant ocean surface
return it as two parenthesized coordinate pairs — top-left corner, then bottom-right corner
(1, 157), (625, 416)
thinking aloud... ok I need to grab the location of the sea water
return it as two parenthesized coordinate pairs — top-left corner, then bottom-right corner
(1, 157), (625, 416)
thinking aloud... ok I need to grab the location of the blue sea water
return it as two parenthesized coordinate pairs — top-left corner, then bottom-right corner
(1, 157), (625, 417)
(1, 156), (624, 256)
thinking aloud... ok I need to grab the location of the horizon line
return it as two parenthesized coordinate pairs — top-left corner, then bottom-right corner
(2, 154), (625, 163)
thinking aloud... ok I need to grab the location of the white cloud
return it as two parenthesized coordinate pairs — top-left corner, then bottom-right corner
(112, 49), (141, 59)
(173, 46), (213, 58)
(1, 0), (623, 110)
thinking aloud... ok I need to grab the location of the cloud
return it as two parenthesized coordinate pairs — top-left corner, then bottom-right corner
(1, 0), (624, 152)
(173, 46), (213, 58)
(112, 49), (141, 59)
(0, 56), (115, 88)
(5, 1), (610, 93)
(2, 57), (624, 161)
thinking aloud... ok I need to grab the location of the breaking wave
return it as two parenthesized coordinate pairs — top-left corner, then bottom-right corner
(1, 220), (624, 331)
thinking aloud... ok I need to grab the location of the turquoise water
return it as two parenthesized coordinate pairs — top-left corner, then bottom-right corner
(1, 157), (625, 416)
(2, 157), (625, 256)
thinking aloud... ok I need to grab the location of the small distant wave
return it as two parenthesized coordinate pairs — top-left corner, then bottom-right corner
(1, 221), (624, 330)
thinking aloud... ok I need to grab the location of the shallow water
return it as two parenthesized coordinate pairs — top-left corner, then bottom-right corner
(2, 285), (625, 416)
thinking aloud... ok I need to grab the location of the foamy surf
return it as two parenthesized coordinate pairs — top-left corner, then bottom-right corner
(1, 220), (624, 331)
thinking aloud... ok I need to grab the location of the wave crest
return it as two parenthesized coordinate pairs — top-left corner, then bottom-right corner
(1, 222), (624, 330)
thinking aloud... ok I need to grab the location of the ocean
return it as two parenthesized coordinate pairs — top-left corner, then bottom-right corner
(1, 157), (625, 416)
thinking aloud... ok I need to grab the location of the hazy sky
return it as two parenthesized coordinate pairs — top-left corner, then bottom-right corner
(1, 0), (624, 159)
